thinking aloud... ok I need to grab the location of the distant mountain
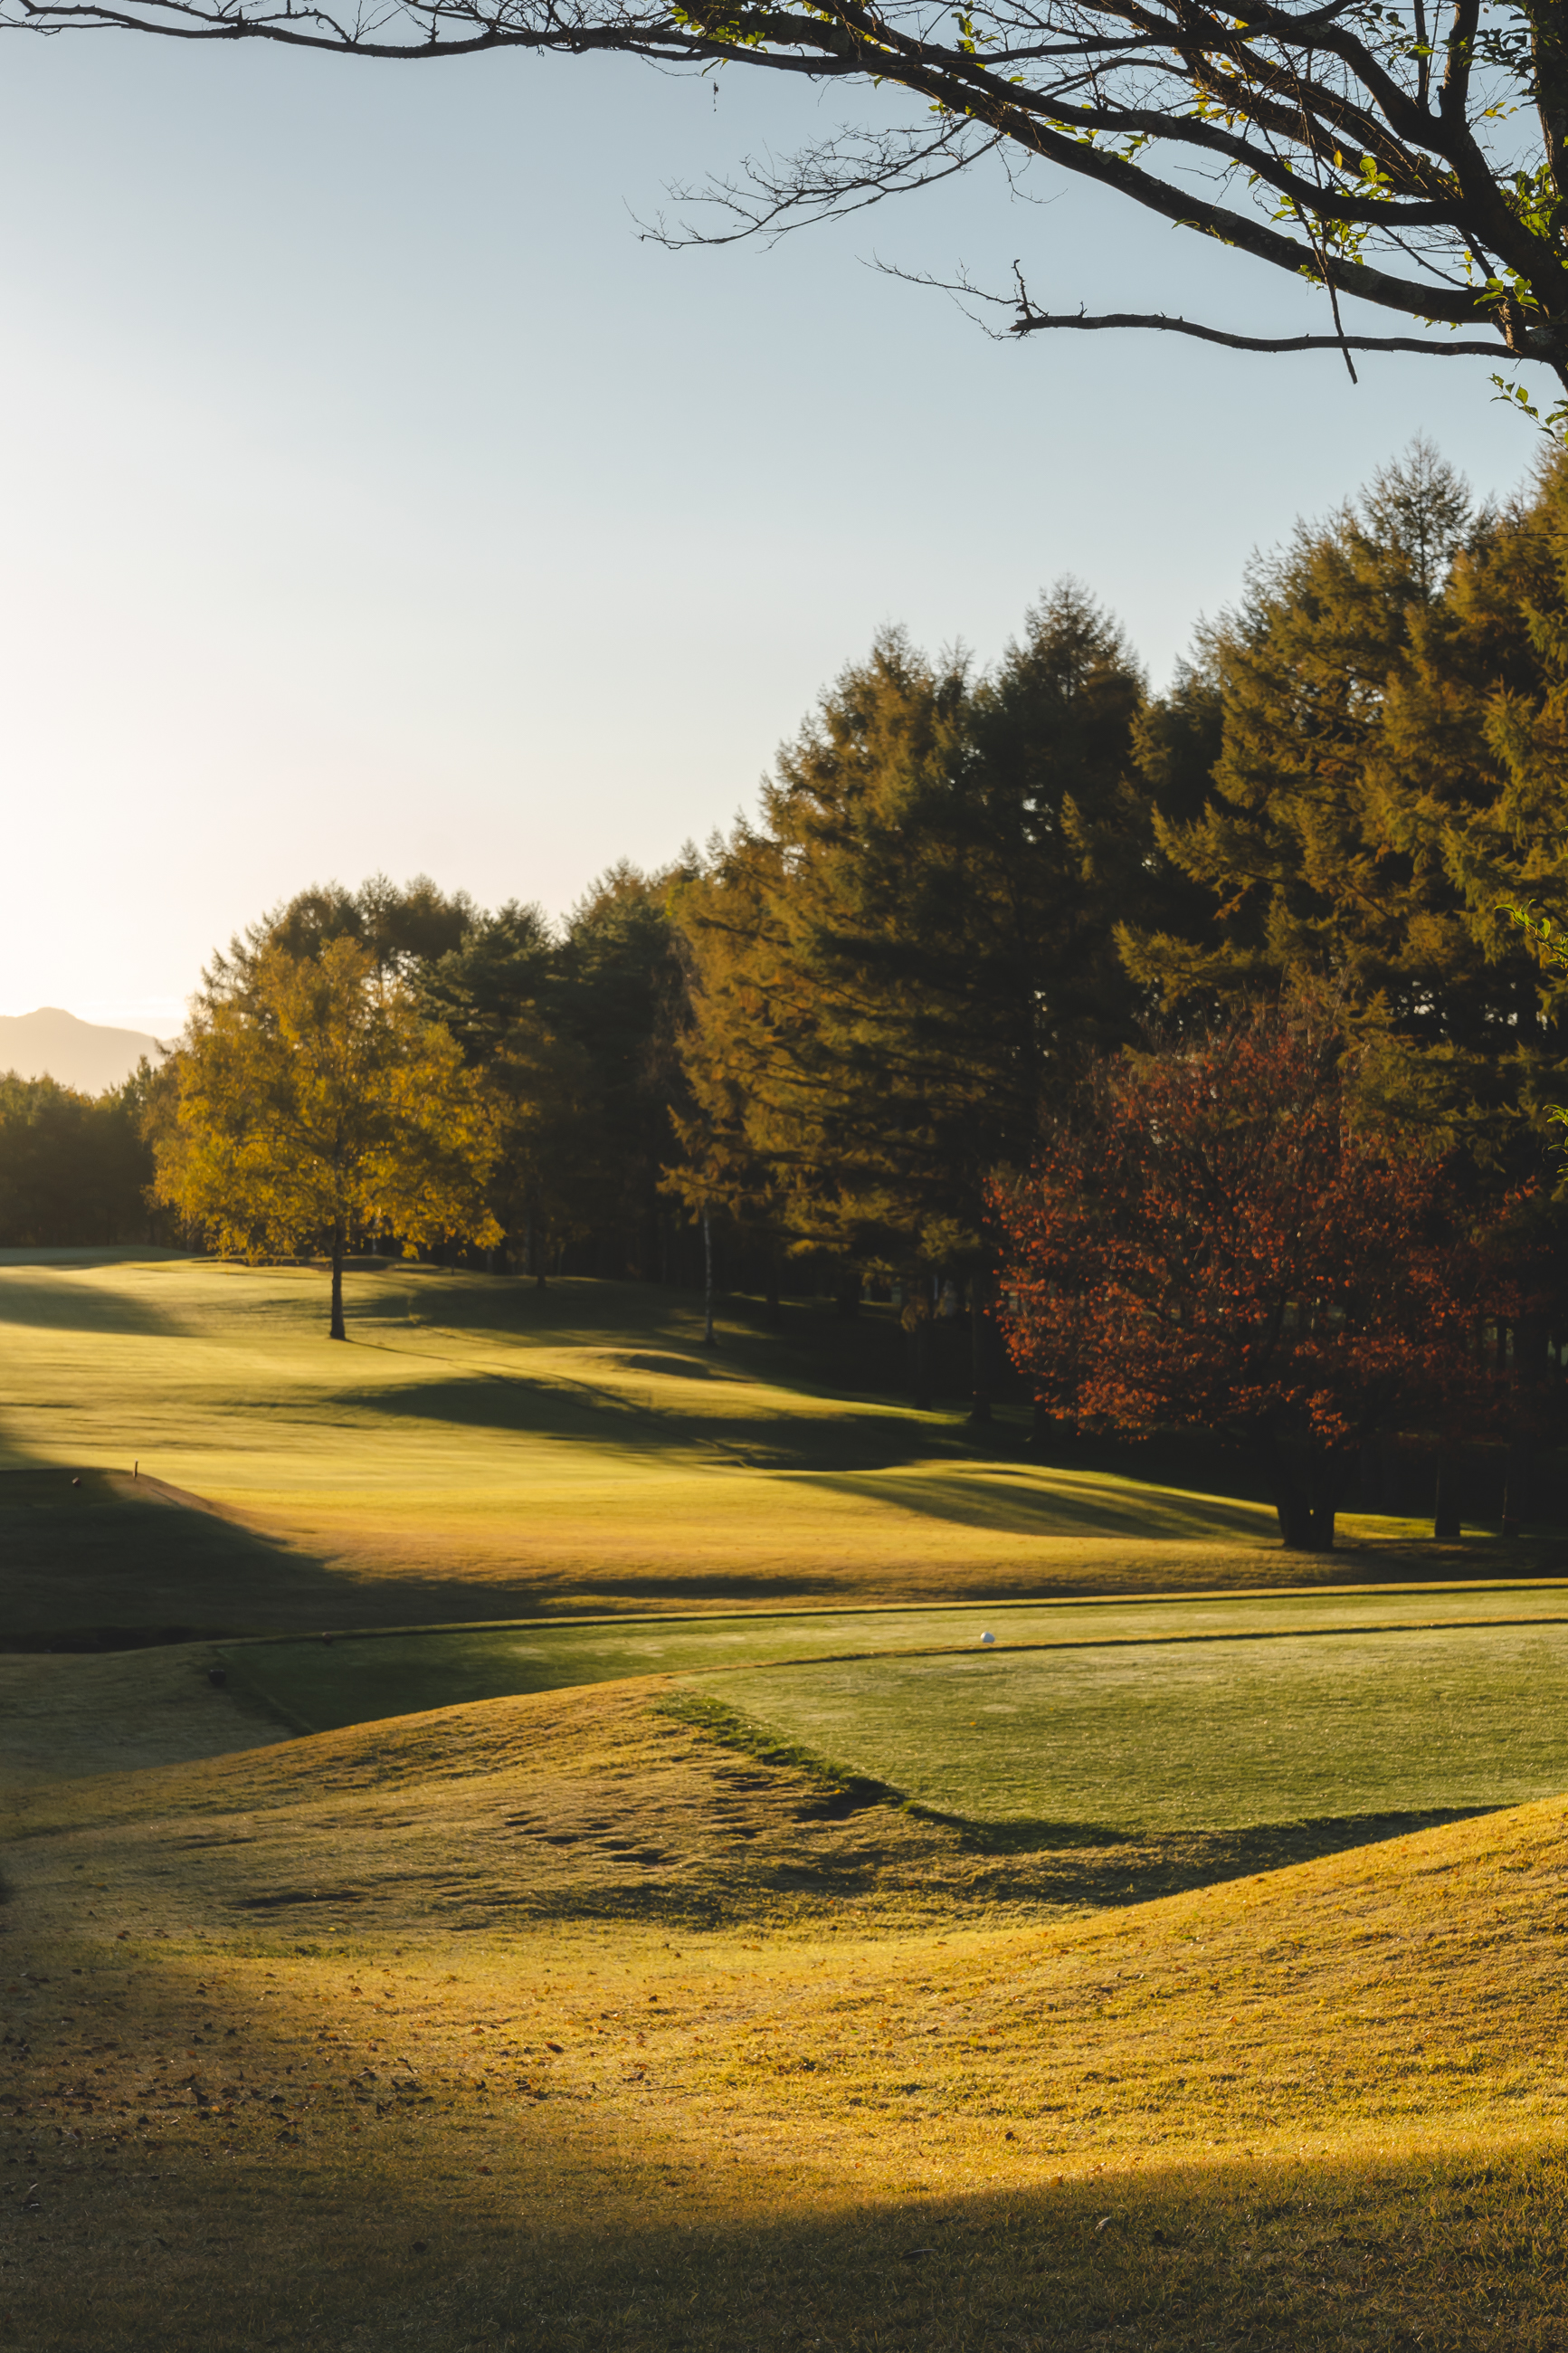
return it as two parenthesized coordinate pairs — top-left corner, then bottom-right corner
(0, 1007), (167, 1096)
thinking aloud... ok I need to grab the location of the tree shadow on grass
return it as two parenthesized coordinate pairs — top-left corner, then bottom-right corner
(23, 1935), (1563, 2353)
(21, 2102), (1563, 2351)
(0, 1270), (187, 1337)
(375, 2146), (1568, 2353)
(800, 1465), (1279, 1543)
(0, 1467), (346, 1647)
(337, 1804), (1507, 1932)
(917, 1804), (1505, 1908)
(0, 1463), (622, 1647)
(344, 1365), (948, 1472)
(0, 1455), (899, 1647)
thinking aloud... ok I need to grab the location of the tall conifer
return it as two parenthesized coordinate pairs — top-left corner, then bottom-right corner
(673, 589), (1162, 1404)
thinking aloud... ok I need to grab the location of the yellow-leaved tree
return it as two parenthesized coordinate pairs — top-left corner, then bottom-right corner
(157, 936), (499, 1338)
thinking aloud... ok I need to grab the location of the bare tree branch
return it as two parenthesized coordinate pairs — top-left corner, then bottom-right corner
(3, 0), (1564, 395)
(1006, 310), (1516, 357)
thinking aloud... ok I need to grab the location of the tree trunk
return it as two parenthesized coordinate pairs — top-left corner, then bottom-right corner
(1262, 1437), (1353, 1549)
(1530, 5), (1568, 209)
(1261, 1439), (1314, 1550)
(1502, 1310), (1547, 1536)
(1432, 1444), (1462, 1541)
(1306, 1498), (1332, 1548)
(765, 1246), (782, 1329)
(1306, 1450), (1354, 1550)
(1274, 1490), (1314, 1550)
(329, 1218), (347, 1342)
(525, 1214), (546, 1289)
(702, 1211), (717, 1348)
(835, 1269), (862, 1319)
(909, 1313), (933, 1410)
(968, 1262), (993, 1427)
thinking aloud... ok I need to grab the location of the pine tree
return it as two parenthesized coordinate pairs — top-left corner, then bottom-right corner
(557, 864), (693, 1281)
(0, 1072), (155, 1246)
(421, 901), (596, 1279)
(672, 589), (1161, 1409)
(1117, 443), (1568, 1510)
(1121, 441), (1568, 1168)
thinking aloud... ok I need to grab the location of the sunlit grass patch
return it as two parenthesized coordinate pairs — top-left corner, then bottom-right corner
(0, 1258), (1489, 1641)
(8, 1708), (1568, 2348)
(6, 1257), (1568, 2344)
(702, 1616), (1568, 1830)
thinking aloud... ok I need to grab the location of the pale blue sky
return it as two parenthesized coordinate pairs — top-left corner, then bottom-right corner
(0, 31), (1552, 1035)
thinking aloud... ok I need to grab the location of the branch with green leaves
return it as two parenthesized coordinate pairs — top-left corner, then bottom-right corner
(1501, 898), (1568, 1141)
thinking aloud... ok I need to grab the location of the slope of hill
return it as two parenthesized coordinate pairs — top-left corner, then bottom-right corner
(0, 1004), (164, 1093)
(6, 1681), (1568, 2349)
(3, 1252), (1565, 2348)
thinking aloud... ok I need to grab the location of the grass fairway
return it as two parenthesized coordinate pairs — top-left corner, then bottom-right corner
(7, 1683), (1568, 2348)
(0, 1253), (1484, 1640)
(9, 1253), (1568, 2347)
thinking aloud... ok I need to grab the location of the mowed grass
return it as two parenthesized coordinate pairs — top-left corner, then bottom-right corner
(218, 1577), (1568, 1739)
(702, 1617), (1568, 1829)
(0, 1254), (1473, 1640)
(9, 1253), (1568, 2346)
(8, 1682), (1568, 2348)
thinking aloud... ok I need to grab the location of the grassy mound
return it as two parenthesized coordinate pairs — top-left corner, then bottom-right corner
(5, 1681), (1568, 2348)
(0, 1637), (291, 1790)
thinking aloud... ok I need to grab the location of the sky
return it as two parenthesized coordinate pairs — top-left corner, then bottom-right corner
(0, 30), (1555, 1039)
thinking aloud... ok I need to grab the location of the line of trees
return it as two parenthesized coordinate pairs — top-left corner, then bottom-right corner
(147, 864), (698, 1312)
(18, 438), (1568, 1538)
(0, 1070), (160, 1247)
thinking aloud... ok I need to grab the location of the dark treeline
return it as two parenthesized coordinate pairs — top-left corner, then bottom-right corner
(22, 440), (1568, 1450)
(0, 1070), (161, 1248)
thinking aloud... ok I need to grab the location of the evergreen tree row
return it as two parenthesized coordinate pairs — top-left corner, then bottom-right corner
(19, 440), (1568, 1416)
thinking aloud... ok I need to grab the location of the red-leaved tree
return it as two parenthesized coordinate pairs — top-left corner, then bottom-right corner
(992, 1001), (1523, 1552)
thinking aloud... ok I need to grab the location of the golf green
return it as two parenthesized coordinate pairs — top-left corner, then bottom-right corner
(705, 1619), (1568, 1829)
(219, 1585), (1568, 1832)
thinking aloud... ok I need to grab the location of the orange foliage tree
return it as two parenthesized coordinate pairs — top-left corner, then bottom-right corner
(992, 1002), (1524, 1551)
